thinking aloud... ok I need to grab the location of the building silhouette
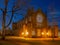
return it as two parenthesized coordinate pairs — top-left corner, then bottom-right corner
(12, 8), (58, 38)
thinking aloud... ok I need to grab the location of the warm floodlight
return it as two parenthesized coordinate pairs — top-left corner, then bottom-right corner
(22, 32), (24, 35)
(47, 33), (49, 35)
(42, 32), (44, 35)
(26, 32), (29, 35)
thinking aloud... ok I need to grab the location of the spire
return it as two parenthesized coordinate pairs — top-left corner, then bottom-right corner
(37, 8), (42, 13)
(27, 7), (34, 16)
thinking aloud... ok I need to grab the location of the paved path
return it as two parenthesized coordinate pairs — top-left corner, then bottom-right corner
(5, 36), (60, 40)
(0, 36), (60, 45)
(0, 39), (60, 45)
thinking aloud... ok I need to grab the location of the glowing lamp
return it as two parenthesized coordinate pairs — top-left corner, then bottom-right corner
(22, 32), (24, 35)
(42, 32), (44, 35)
(47, 33), (49, 35)
(26, 32), (29, 35)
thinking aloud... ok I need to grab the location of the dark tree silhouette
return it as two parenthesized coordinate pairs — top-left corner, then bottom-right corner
(0, 0), (31, 40)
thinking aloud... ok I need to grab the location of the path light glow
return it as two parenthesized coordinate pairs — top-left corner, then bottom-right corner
(22, 32), (24, 35)
(42, 32), (44, 35)
(26, 31), (29, 35)
(47, 33), (49, 35)
(21, 31), (29, 37)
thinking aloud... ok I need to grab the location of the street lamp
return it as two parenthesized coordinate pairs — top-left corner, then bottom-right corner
(26, 31), (29, 36)
(47, 33), (49, 35)
(22, 32), (24, 35)
(21, 31), (29, 37)
(42, 32), (44, 35)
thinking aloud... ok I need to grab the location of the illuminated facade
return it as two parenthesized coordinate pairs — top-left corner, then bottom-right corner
(12, 8), (58, 38)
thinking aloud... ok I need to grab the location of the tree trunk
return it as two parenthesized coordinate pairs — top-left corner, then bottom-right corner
(2, 28), (5, 40)
(2, 12), (6, 40)
(1, 0), (8, 40)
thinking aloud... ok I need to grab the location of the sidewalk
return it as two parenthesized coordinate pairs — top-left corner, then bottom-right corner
(5, 36), (60, 40)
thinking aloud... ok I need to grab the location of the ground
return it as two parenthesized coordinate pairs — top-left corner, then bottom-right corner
(0, 36), (60, 45)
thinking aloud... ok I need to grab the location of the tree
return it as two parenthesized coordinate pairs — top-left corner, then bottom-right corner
(0, 0), (31, 40)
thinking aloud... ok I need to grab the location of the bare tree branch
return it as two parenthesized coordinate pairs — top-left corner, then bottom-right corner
(0, 8), (4, 12)
(0, 0), (31, 40)
(5, 8), (14, 28)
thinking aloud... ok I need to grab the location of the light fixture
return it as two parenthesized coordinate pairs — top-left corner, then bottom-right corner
(42, 32), (44, 35)
(47, 33), (49, 35)
(26, 32), (29, 35)
(22, 32), (24, 35)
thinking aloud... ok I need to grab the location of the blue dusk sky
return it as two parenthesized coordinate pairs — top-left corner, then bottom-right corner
(0, 0), (60, 29)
